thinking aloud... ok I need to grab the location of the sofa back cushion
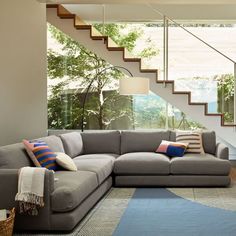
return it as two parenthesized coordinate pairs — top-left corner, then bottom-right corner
(170, 130), (216, 155)
(38, 135), (65, 153)
(60, 132), (83, 158)
(0, 143), (33, 169)
(81, 131), (120, 155)
(202, 131), (216, 155)
(121, 130), (170, 154)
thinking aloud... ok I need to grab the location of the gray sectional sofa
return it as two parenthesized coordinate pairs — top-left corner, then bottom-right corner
(0, 130), (231, 231)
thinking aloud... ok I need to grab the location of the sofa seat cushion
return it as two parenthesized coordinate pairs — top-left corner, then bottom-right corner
(51, 171), (98, 212)
(76, 154), (118, 160)
(73, 154), (116, 184)
(170, 154), (231, 175)
(114, 152), (170, 175)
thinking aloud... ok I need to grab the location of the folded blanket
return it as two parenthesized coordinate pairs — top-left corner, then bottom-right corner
(15, 167), (46, 215)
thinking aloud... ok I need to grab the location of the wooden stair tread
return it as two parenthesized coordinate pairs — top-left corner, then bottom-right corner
(173, 91), (191, 95)
(91, 36), (104, 40)
(107, 47), (124, 51)
(75, 25), (91, 30)
(140, 69), (158, 73)
(46, 4), (58, 8)
(156, 80), (174, 83)
(123, 58), (141, 62)
(58, 13), (75, 19)
(222, 124), (236, 127)
(189, 102), (207, 105)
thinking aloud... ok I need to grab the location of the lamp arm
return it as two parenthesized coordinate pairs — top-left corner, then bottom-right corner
(111, 66), (133, 77)
(96, 66), (133, 79)
(80, 78), (96, 132)
(102, 66), (134, 88)
(80, 66), (133, 132)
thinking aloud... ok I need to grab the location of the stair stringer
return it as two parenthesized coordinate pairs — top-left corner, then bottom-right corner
(149, 79), (236, 147)
(47, 7), (236, 147)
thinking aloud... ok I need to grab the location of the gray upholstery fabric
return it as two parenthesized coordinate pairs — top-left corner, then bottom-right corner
(73, 154), (115, 184)
(39, 135), (65, 153)
(0, 129), (231, 231)
(169, 131), (176, 142)
(0, 143), (32, 169)
(115, 175), (230, 187)
(76, 153), (118, 160)
(170, 130), (216, 155)
(0, 169), (55, 231)
(48, 130), (77, 136)
(121, 130), (170, 154)
(60, 132), (83, 158)
(170, 153), (231, 175)
(114, 152), (170, 175)
(81, 131), (120, 155)
(51, 171), (98, 212)
(202, 131), (216, 155)
(51, 177), (112, 231)
(216, 142), (229, 160)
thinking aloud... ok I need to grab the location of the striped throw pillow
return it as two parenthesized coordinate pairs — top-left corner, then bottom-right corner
(156, 140), (188, 157)
(176, 132), (205, 154)
(23, 140), (59, 171)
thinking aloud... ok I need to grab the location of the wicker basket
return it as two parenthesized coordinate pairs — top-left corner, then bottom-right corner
(0, 208), (15, 236)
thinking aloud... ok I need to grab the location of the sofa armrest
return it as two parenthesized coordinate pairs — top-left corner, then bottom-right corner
(0, 168), (54, 211)
(215, 143), (229, 160)
(0, 168), (55, 230)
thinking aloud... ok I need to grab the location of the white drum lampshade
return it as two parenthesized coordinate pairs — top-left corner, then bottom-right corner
(119, 77), (149, 95)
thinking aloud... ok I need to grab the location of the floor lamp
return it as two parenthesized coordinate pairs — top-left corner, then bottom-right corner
(80, 66), (149, 132)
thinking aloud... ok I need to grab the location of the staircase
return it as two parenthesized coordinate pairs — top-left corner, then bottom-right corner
(46, 4), (236, 147)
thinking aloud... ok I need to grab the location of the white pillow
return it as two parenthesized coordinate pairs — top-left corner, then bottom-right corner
(55, 152), (77, 171)
(176, 131), (205, 154)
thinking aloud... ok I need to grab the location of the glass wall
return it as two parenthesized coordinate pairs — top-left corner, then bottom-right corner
(91, 22), (236, 124)
(47, 24), (133, 130)
(47, 23), (203, 130)
(167, 23), (236, 123)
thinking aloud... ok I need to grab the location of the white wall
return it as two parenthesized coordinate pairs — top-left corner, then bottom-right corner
(0, 0), (47, 146)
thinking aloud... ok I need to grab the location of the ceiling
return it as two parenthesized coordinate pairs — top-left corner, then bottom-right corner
(62, 3), (236, 22)
(42, 0), (236, 22)
(41, 0), (236, 4)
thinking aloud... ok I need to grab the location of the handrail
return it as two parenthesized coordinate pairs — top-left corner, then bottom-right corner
(146, 3), (236, 64)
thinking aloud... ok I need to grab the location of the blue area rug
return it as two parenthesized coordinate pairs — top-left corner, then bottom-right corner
(113, 188), (236, 236)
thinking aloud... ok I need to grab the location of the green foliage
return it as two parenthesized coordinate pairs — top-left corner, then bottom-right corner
(223, 112), (234, 123)
(48, 22), (202, 130)
(214, 73), (234, 123)
(48, 82), (68, 129)
(94, 23), (140, 52)
(138, 42), (159, 59)
(215, 73), (234, 101)
(48, 22), (159, 129)
(133, 95), (165, 128)
(93, 23), (159, 57)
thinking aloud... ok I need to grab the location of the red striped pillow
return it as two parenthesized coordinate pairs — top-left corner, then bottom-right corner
(23, 140), (59, 171)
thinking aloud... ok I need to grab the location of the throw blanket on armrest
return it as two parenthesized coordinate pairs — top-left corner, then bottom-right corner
(15, 167), (46, 215)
